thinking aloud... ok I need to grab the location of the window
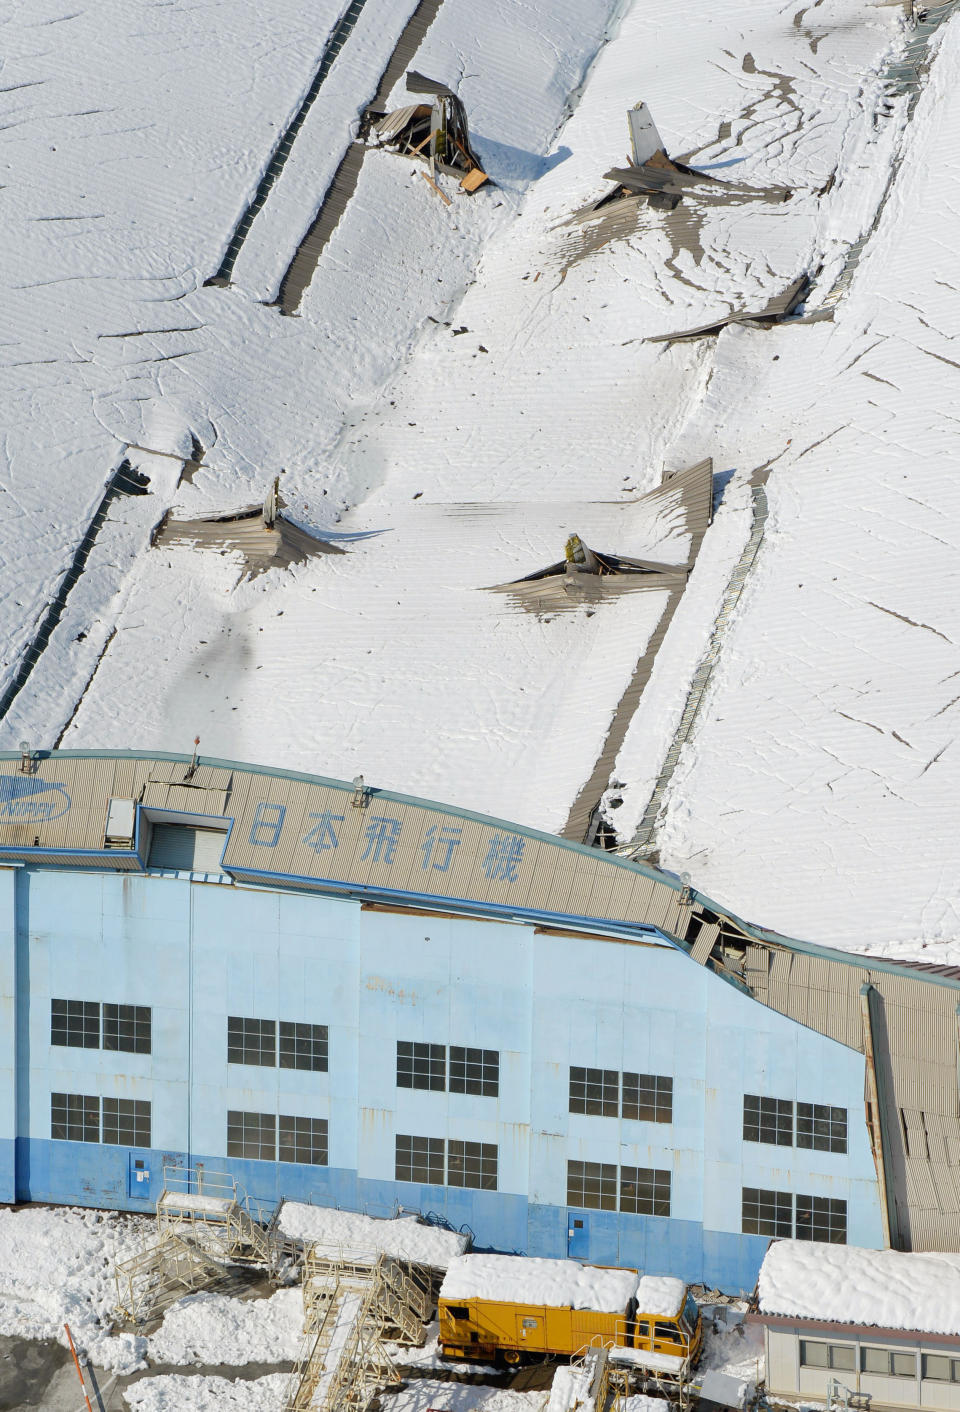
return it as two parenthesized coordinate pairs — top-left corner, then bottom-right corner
(796, 1194), (847, 1244)
(279, 1022), (328, 1072)
(450, 1047), (499, 1097)
(797, 1102), (847, 1153)
(800, 1341), (855, 1371)
(742, 1186), (793, 1237)
(567, 1159), (617, 1210)
(861, 1347), (916, 1378)
(623, 1072), (673, 1124)
(396, 1134), (444, 1184)
(227, 1017), (276, 1067)
(620, 1166), (671, 1216)
(743, 1094), (793, 1146)
(51, 1092), (99, 1143)
(103, 1004), (151, 1055)
(279, 1115), (327, 1165)
(653, 1323), (684, 1345)
(227, 1110), (276, 1160)
(448, 1140), (498, 1190)
(102, 1097), (151, 1146)
(51, 999), (99, 1049)
(569, 1067), (619, 1117)
(397, 1042), (446, 1091)
(923, 1355), (960, 1382)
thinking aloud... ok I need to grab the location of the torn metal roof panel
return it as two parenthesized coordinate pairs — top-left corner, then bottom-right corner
(647, 274), (811, 343)
(406, 70), (457, 100)
(152, 507), (345, 579)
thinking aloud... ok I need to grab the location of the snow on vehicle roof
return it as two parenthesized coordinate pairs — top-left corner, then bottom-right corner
(276, 1202), (468, 1269)
(440, 1255), (638, 1312)
(635, 1276), (686, 1317)
(758, 1240), (960, 1336)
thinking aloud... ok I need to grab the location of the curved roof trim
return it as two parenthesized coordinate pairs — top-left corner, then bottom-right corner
(0, 749), (955, 993)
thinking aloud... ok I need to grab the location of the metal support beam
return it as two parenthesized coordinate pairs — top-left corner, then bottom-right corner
(860, 983), (897, 1249)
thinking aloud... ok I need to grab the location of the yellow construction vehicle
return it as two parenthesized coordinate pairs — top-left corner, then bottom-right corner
(438, 1254), (702, 1368)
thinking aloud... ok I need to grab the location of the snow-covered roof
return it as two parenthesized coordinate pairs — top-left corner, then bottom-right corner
(758, 1240), (960, 1337)
(440, 1255), (638, 1312)
(635, 1276), (685, 1317)
(276, 1203), (468, 1269)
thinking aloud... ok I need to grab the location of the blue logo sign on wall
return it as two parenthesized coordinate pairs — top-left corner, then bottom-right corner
(0, 776), (72, 823)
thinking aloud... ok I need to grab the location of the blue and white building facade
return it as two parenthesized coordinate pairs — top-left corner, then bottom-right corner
(0, 750), (933, 1292)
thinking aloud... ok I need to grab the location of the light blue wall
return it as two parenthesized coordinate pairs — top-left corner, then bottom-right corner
(6, 866), (885, 1291)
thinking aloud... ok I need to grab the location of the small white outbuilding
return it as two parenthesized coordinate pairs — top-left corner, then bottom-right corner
(752, 1239), (960, 1409)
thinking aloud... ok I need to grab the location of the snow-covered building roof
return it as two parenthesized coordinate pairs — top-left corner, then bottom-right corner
(757, 1240), (960, 1338)
(440, 1255), (638, 1312)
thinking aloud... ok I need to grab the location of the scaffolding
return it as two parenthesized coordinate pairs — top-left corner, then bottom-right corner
(155, 1167), (277, 1267)
(285, 1246), (432, 1412)
(114, 1165), (284, 1329)
(114, 1231), (231, 1327)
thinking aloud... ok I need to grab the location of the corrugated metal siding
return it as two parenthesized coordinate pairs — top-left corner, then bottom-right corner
(147, 824), (225, 873)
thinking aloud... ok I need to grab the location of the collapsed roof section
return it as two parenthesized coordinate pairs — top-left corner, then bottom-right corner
(151, 478), (345, 580)
(590, 102), (790, 213)
(488, 459), (713, 615)
(647, 273), (812, 343)
(366, 71), (489, 193)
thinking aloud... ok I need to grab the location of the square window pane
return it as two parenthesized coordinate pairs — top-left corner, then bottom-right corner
(831, 1346), (856, 1372)
(569, 1067), (618, 1117)
(862, 1347), (888, 1375)
(567, 1160), (616, 1210)
(800, 1342), (830, 1369)
(103, 1003), (151, 1055)
(278, 1115), (327, 1165)
(924, 1355), (952, 1382)
(50, 999), (99, 1049)
(227, 1017), (276, 1067)
(448, 1140), (498, 1190)
(623, 1073), (674, 1124)
(892, 1353), (916, 1378)
(51, 1091), (99, 1143)
(279, 1022), (328, 1072)
(620, 1166), (671, 1216)
(742, 1186), (792, 1238)
(395, 1134), (444, 1184)
(449, 1047), (499, 1098)
(102, 1097), (151, 1146)
(397, 1042), (446, 1091)
(226, 1109), (275, 1160)
(743, 1094), (793, 1146)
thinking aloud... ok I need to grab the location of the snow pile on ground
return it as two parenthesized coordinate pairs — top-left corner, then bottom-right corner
(380, 1378), (548, 1412)
(0, 1206), (149, 1372)
(547, 1364), (596, 1412)
(278, 1203), (468, 1267)
(148, 1287), (302, 1366)
(440, 1254), (637, 1311)
(635, 1275), (684, 1316)
(125, 1371), (290, 1412)
(696, 1303), (764, 1405)
(758, 1239), (960, 1334)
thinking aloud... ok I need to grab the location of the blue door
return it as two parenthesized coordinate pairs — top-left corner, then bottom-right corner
(568, 1211), (590, 1259)
(127, 1151), (155, 1202)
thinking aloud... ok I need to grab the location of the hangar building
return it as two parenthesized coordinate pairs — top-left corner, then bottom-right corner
(0, 750), (954, 1291)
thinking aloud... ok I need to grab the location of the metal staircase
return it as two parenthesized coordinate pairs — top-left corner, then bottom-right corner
(156, 1168), (275, 1266)
(114, 1231), (230, 1327)
(113, 1165), (283, 1328)
(285, 1247), (432, 1412)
